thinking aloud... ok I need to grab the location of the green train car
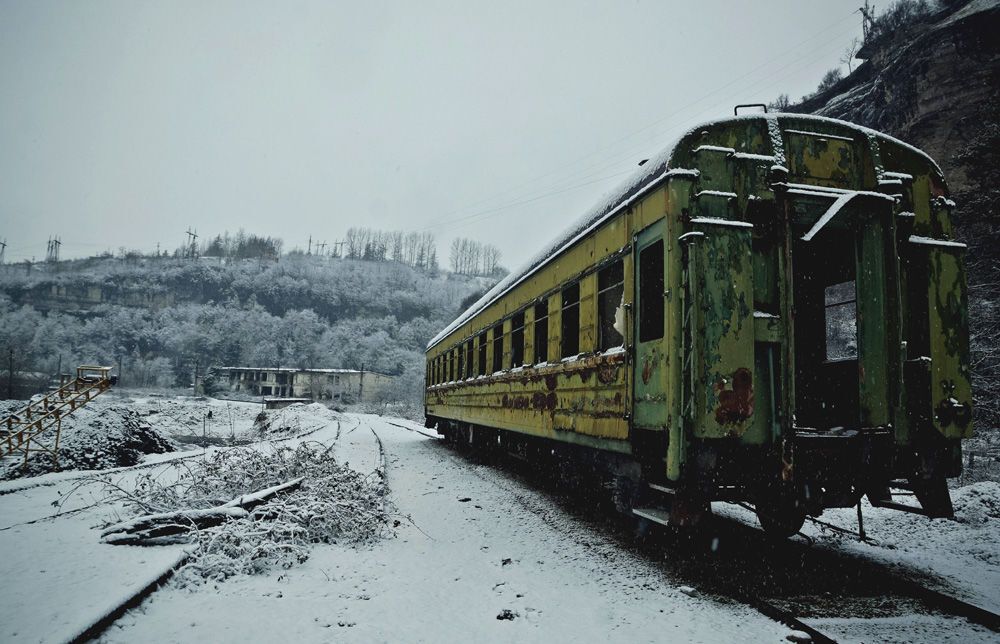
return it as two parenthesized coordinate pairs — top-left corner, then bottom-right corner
(424, 112), (971, 536)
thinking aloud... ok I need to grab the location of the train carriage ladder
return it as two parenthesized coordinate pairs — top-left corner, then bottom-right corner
(1, 366), (114, 470)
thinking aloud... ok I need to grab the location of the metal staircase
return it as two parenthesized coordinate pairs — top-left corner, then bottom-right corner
(2, 366), (115, 470)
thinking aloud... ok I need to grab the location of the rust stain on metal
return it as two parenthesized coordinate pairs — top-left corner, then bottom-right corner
(641, 358), (653, 384)
(531, 392), (558, 410)
(714, 367), (753, 425)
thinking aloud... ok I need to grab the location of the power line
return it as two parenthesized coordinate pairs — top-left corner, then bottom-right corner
(419, 19), (862, 234)
(418, 10), (862, 231)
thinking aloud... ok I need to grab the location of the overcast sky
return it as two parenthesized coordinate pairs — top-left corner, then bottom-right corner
(0, 1), (865, 269)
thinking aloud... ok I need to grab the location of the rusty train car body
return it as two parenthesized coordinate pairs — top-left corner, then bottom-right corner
(424, 112), (972, 536)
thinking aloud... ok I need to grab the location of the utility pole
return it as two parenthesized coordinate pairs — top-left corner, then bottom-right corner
(316, 241), (327, 256)
(194, 360), (200, 395)
(185, 228), (199, 259)
(46, 236), (61, 263)
(156, 242), (160, 258)
(308, 235), (312, 255)
(332, 240), (345, 258)
(359, 362), (365, 402)
(859, 1), (875, 40)
(0, 238), (6, 265)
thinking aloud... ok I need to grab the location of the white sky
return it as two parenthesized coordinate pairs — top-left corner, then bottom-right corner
(0, 1), (865, 269)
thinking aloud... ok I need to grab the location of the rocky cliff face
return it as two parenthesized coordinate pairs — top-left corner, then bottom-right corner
(796, 0), (999, 206)
(793, 0), (1000, 432)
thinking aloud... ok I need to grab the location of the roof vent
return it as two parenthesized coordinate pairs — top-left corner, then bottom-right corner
(734, 103), (768, 116)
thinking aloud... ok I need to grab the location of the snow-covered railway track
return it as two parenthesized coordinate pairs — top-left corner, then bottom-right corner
(745, 569), (1000, 643)
(67, 551), (192, 644)
(435, 439), (1000, 642)
(701, 512), (1000, 642)
(46, 419), (351, 643)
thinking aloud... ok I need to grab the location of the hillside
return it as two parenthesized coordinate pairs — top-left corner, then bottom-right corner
(0, 254), (491, 400)
(790, 0), (1000, 432)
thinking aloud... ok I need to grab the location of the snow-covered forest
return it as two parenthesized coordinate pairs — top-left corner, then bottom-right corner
(0, 251), (493, 402)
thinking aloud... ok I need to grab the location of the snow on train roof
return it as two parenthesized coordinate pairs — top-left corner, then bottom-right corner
(427, 113), (940, 350)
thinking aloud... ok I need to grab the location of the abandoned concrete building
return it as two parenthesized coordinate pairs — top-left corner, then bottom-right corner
(216, 367), (393, 403)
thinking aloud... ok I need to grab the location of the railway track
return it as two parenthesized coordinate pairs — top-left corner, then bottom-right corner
(436, 438), (1000, 642)
(731, 519), (1000, 642)
(18, 419), (1000, 643)
(746, 578), (1000, 643)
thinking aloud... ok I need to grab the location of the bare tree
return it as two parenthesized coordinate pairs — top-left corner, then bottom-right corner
(767, 93), (791, 111)
(840, 37), (861, 74)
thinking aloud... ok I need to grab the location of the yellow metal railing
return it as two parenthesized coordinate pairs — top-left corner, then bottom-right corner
(1, 366), (114, 470)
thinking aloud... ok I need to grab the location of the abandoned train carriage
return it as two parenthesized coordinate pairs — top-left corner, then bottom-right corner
(424, 112), (971, 536)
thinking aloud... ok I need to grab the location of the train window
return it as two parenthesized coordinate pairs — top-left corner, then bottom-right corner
(561, 282), (580, 358)
(449, 350), (455, 382)
(534, 301), (549, 364)
(492, 323), (504, 372)
(478, 333), (487, 376)
(457, 344), (465, 379)
(638, 240), (664, 342)
(511, 311), (525, 368)
(825, 281), (857, 360)
(598, 260), (625, 350)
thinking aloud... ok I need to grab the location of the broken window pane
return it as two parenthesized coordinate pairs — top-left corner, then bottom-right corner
(825, 280), (857, 360)
(598, 259), (625, 350)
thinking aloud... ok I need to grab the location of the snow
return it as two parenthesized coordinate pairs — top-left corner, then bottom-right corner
(98, 414), (794, 643)
(694, 190), (738, 199)
(731, 152), (777, 162)
(2, 396), (997, 642)
(690, 217), (752, 228)
(909, 235), (968, 249)
(691, 144), (736, 155)
(715, 481), (1000, 622)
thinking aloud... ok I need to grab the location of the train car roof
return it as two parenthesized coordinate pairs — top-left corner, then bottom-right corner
(427, 112), (940, 351)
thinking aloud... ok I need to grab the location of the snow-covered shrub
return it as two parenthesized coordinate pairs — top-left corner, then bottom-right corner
(116, 443), (392, 586)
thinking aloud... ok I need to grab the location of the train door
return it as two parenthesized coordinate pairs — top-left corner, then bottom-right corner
(632, 223), (669, 430)
(790, 193), (900, 432)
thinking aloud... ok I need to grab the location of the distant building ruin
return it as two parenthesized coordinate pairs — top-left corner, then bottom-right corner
(215, 367), (393, 403)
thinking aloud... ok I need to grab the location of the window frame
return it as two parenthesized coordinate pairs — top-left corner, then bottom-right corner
(510, 311), (525, 368)
(534, 300), (549, 364)
(561, 282), (581, 358)
(597, 259), (625, 351)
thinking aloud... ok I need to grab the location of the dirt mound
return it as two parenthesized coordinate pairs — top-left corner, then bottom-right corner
(1, 398), (175, 479)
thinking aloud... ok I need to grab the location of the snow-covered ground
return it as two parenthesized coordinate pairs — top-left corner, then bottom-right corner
(1, 397), (998, 643)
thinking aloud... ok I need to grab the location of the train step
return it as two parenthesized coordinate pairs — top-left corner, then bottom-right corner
(632, 506), (672, 527)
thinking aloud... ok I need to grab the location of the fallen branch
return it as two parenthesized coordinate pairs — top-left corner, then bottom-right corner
(101, 477), (303, 545)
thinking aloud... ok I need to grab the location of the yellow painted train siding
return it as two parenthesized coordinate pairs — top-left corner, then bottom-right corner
(426, 187), (668, 450)
(426, 113), (972, 488)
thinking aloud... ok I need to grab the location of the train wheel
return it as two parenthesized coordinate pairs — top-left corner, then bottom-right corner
(755, 504), (806, 539)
